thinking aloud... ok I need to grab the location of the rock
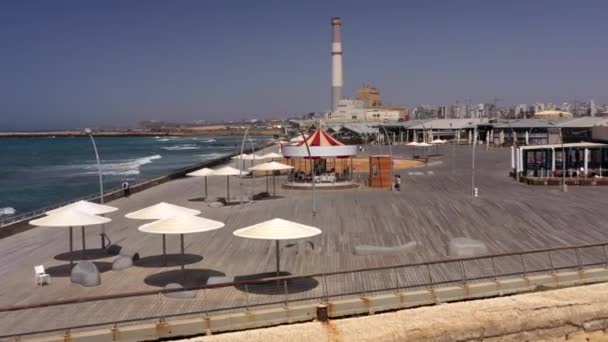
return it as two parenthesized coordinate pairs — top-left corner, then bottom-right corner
(208, 202), (224, 208)
(70, 261), (101, 287)
(112, 256), (133, 271)
(353, 241), (418, 256)
(448, 237), (488, 258)
(106, 244), (122, 255)
(118, 247), (139, 261)
(163, 283), (196, 299)
(207, 276), (234, 286)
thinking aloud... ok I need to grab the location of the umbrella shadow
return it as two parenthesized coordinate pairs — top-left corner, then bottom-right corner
(46, 261), (113, 277)
(188, 196), (207, 202)
(54, 248), (112, 261)
(234, 272), (319, 295)
(135, 254), (203, 268)
(144, 269), (226, 288)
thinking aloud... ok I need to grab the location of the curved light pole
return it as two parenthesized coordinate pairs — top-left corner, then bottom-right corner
(291, 122), (316, 225)
(84, 128), (108, 249)
(238, 127), (257, 206)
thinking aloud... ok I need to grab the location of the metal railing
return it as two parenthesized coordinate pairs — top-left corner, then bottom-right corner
(1, 241), (608, 338)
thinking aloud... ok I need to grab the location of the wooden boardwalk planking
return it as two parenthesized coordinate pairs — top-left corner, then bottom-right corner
(1, 145), (608, 335)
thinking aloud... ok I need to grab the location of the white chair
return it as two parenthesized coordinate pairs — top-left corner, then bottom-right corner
(34, 265), (50, 286)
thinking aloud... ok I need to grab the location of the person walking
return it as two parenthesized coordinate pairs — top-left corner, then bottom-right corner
(121, 180), (131, 197)
(394, 174), (401, 191)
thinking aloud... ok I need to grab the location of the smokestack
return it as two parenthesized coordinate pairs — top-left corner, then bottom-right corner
(331, 17), (343, 112)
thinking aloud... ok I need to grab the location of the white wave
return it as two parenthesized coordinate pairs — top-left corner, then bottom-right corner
(76, 155), (162, 176)
(0, 207), (16, 216)
(197, 153), (227, 160)
(161, 145), (201, 151)
(201, 138), (216, 143)
(157, 138), (171, 142)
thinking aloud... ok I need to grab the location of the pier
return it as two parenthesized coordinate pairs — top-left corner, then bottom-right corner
(1, 145), (608, 337)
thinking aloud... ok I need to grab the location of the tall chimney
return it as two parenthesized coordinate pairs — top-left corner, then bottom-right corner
(331, 17), (343, 112)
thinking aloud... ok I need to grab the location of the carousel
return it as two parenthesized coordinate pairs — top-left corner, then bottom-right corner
(282, 128), (359, 189)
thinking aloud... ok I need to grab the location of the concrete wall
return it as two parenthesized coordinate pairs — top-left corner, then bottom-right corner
(24, 267), (608, 342)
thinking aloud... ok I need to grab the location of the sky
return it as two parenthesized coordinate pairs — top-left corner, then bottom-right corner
(0, 0), (607, 130)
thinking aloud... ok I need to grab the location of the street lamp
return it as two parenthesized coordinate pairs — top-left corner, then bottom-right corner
(471, 125), (476, 197)
(84, 128), (108, 248)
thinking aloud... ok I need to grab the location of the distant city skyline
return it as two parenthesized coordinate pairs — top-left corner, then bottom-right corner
(1, 0), (607, 130)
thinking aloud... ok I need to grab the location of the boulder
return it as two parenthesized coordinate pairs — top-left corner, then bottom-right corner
(70, 261), (101, 287)
(118, 247), (139, 261)
(208, 202), (224, 208)
(163, 283), (196, 299)
(206, 276), (234, 286)
(106, 244), (122, 256)
(448, 238), (488, 258)
(112, 256), (133, 271)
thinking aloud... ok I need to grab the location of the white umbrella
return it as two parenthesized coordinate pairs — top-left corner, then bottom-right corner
(30, 209), (111, 266)
(231, 153), (256, 160)
(430, 139), (446, 144)
(406, 142), (420, 146)
(138, 215), (224, 271)
(186, 167), (215, 199)
(249, 161), (294, 196)
(209, 166), (242, 202)
(126, 202), (201, 265)
(46, 200), (118, 252)
(233, 218), (322, 275)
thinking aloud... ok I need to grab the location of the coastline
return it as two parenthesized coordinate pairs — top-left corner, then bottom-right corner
(0, 128), (280, 138)
(0, 139), (276, 236)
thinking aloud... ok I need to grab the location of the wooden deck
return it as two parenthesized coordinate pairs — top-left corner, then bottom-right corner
(1, 144), (608, 336)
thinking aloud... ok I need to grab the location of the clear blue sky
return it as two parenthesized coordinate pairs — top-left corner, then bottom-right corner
(1, 0), (606, 130)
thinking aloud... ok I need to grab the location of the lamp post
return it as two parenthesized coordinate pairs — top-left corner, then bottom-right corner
(471, 126), (476, 197)
(84, 128), (108, 249)
(291, 122), (316, 225)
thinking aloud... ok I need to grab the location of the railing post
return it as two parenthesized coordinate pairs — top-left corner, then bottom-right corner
(459, 260), (467, 285)
(490, 256), (498, 282)
(547, 251), (555, 274)
(244, 283), (250, 312)
(393, 267), (400, 293)
(283, 279), (289, 308)
(574, 248), (583, 270)
(520, 254), (527, 277)
(603, 245), (608, 269)
(322, 274), (329, 302)
(426, 264), (434, 289)
(359, 272), (367, 297)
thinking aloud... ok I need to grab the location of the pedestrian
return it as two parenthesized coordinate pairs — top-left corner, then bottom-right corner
(394, 174), (401, 191)
(121, 180), (131, 197)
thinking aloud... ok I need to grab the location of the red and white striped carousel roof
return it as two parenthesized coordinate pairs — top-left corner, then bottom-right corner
(298, 129), (344, 147)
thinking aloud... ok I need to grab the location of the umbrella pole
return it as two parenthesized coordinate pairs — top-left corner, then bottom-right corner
(180, 234), (185, 273)
(226, 176), (230, 203)
(69, 226), (74, 267)
(204, 177), (208, 200)
(273, 173), (276, 197)
(162, 234), (167, 266)
(81, 226), (86, 252)
(266, 172), (269, 194)
(275, 240), (280, 276)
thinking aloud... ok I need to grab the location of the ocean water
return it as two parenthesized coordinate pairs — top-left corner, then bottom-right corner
(0, 135), (269, 217)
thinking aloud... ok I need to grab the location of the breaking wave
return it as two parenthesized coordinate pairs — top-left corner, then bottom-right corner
(71, 155), (163, 176)
(0, 207), (16, 216)
(161, 145), (201, 151)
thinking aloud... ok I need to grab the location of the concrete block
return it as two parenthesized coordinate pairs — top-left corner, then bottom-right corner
(434, 286), (466, 303)
(401, 289), (435, 308)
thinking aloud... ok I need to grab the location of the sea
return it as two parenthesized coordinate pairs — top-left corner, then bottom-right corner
(0, 135), (270, 218)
